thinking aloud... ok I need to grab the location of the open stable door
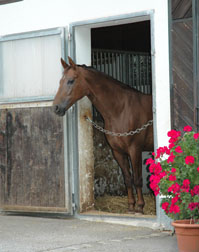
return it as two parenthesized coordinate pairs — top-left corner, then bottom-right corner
(0, 28), (73, 215)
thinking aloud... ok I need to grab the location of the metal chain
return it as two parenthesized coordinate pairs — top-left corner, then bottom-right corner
(86, 117), (153, 137)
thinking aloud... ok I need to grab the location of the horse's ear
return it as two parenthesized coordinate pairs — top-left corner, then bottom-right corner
(61, 58), (69, 69)
(68, 56), (76, 68)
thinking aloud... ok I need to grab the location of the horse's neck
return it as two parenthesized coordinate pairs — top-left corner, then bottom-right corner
(84, 71), (126, 120)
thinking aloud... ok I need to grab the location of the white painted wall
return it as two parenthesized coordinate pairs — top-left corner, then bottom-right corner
(1, 0), (165, 35)
(0, 0), (171, 226)
(0, 0), (171, 143)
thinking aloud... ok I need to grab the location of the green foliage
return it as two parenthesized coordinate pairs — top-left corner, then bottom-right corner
(147, 127), (199, 222)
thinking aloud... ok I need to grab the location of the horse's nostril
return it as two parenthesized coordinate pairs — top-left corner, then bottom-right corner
(54, 105), (60, 113)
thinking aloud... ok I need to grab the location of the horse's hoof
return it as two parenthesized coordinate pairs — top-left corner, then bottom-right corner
(128, 204), (135, 213)
(128, 209), (135, 214)
(135, 207), (144, 215)
(135, 211), (144, 216)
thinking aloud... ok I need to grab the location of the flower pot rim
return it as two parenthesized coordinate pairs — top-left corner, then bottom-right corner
(172, 219), (199, 228)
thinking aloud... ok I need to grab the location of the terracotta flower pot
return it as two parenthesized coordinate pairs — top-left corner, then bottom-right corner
(172, 220), (199, 252)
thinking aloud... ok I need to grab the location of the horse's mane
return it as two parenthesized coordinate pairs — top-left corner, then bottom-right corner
(77, 64), (142, 93)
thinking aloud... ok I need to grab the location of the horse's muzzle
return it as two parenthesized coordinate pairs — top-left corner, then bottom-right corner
(53, 105), (66, 116)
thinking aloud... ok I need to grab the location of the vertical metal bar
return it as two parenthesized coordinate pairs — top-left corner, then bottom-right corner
(108, 52), (110, 75)
(96, 50), (99, 70)
(102, 51), (105, 73)
(132, 54), (135, 88)
(193, 0), (199, 131)
(168, 0), (175, 129)
(146, 55), (149, 93)
(68, 24), (79, 215)
(140, 55), (142, 92)
(100, 52), (103, 72)
(113, 52), (116, 79)
(145, 55), (148, 94)
(91, 50), (95, 68)
(105, 51), (108, 75)
(128, 53), (131, 86)
(111, 52), (114, 78)
(144, 55), (147, 94)
(137, 55), (140, 91)
(135, 54), (138, 90)
(129, 53), (132, 87)
(119, 52), (121, 81)
(143, 55), (146, 93)
(127, 52), (129, 86)
(122, 53), (124, 83)
(0, 42), (4, 95)
(116, 53), (120, 80)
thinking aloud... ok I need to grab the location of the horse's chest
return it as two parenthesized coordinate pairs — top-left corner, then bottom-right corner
(106, 135), (129, 153)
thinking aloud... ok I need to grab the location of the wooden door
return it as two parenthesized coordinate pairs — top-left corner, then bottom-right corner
(0, 105), (71, 214)
(170, 0), (199, 131)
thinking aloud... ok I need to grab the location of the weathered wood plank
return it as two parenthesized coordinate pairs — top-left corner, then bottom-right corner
(0, 106), (66, 209)
(172, 0), (192, 20)
(172, 49), (193, 90)
(173, 96), (194, 132)
(173, 22), (193, 48)
(172, 71), (193, 108)
(171, 18), (194, 131)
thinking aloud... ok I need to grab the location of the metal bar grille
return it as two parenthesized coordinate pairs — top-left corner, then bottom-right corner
(91, 49), (152, 120)
(91, 49), (152, 94)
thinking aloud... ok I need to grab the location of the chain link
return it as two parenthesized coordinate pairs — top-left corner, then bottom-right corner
(86, 117), (153, 137)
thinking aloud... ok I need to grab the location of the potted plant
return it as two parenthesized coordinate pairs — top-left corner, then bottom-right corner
(147, 125), (199, 252)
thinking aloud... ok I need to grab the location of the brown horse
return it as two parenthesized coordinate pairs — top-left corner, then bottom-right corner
(53, 57), (154, 213)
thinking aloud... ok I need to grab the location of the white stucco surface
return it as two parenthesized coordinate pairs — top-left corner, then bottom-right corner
(0, 0), (171, 227)
(0, 0), (171, 146)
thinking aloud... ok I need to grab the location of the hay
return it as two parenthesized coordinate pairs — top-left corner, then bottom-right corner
(95, 194), (156, 215)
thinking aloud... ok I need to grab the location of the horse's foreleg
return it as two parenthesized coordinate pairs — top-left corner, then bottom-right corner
(129, 147), (144, 214)
(112, 150), (135, 212)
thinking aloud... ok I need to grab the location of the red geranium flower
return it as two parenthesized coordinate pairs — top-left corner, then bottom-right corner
(183, 179), (190, 186)
(171, 168), (176, 173)
(184, 125), (192, 132)
(175, 146), (183, 153)
(193, 133), (199, 140)
(167, 152), (175, 164)
(171, 195), (179, 204)
(188, 202), (199, 211)
(168, 183), (180, 194)
(185, 156), (195, 165)
(168, 143), (175, 149)
(193, 185), (199, 195)
(167, 129), (181, 138)
(181, 179), (190, 193)
(169, 175), (176, 181)
(146, 158), (154, 165)
(162, 202), (169, 213)
(169, 204), (180, 214)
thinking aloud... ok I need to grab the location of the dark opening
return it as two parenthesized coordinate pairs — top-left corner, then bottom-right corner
(90, 21), (155, 215)
(91, 21), (151, 52)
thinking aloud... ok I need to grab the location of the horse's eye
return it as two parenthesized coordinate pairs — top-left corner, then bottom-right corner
(67, 79), (75, 85)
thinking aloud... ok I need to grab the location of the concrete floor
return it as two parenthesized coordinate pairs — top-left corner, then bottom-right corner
(0, 215), (178, 252)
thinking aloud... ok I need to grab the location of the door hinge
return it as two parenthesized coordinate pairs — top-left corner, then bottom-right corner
(72, 193), (76, 212)
(68, 33), (72, 41)
(151, 50), (156, 57)
(195, 107), (199, 127)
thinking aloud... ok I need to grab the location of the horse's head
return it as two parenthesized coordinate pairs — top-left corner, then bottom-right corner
(53, 57), (87, 116)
